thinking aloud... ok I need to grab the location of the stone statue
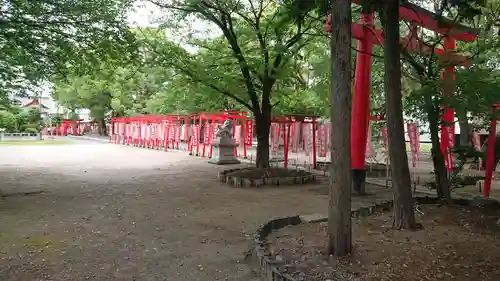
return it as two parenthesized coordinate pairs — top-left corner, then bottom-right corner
(215, 119), (233, 139)
(209, 119), (240, 165)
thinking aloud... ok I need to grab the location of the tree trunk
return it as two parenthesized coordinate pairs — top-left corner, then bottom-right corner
(379, 0), (418, 229)
(427, 102), (452, 202)
(255, 114), (271, 168)
(99, 118), (107, 136)
(457, 110), (470, 147)
(327, 0), (352, 256)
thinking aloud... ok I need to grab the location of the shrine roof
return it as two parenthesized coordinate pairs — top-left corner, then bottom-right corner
(22, 99), (49, 109)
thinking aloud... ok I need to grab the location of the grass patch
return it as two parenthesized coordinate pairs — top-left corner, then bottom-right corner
(0, 140), (73, 146)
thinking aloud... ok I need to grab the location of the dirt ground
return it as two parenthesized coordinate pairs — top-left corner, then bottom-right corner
(269, 204), (500, 281)
(0, 139), (339, 281)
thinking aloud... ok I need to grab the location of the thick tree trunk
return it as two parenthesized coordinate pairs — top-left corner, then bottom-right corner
(255, 115), (271, 168)
(99, 118), (107, 136)
(457, 110), (470, 147)
(427, 104), (452, 202)
(327, 0), (352, 256)
(72, 120), (78, 135)
(379, 0), (417, 229)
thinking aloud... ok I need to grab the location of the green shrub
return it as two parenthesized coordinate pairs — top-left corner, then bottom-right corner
(0, 110), (17, 132)
(23, 127), (40, 133)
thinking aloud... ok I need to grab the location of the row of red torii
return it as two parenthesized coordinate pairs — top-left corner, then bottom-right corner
(43, 119), (99, 136)
(109, 111), (324, 169)
(108, 110), (401, 168)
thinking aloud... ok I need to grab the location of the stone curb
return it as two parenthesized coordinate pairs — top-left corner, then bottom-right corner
(252, 196), (500, 281)
(66, 135), (110, 143)
(68, 136), (188, 153)
(218, 169), (316, 188)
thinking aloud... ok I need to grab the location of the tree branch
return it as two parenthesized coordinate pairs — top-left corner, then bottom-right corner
(174, 62), (252, 110)
(147, 0), (199, 13)
(235, 1), (269, 79)
(215, 12), (261, 112)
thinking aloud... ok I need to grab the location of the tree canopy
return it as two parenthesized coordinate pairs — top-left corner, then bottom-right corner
(0, 0), (137, 99)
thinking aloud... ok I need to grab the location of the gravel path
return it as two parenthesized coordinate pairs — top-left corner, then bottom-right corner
(0, 140), (334, 281)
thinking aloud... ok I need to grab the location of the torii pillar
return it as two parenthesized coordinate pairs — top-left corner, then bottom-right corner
(351, 12), (374, 195)
(440, 37), (457, 173)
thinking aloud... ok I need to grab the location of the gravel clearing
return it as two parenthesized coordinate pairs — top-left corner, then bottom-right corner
(0, 140), (330, 281)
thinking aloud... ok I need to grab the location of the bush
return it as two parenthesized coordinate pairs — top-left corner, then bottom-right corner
(23, 127), (39, 133)
(0, 107), (42, 133)
(0, 110), (17, 132)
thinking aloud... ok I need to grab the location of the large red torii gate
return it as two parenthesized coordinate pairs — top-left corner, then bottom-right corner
(326, 1), (480, 194)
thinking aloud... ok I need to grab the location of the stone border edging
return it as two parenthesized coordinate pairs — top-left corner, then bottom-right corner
(218, 168), (316, 188)
(252, 196), (500, 281)
(66, 135), (109, 143)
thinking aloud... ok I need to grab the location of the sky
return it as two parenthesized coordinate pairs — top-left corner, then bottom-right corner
(126, 1), (219, 36)
(125, 1), (220, 53)
(127, 1), (160, 28)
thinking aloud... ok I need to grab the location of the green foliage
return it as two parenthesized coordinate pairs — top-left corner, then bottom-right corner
(53, 12), (332, 119)
(0, 110), (17, 131)
(23, 127), (40, 134)
(453, 67), (500, 114)
(0, 0), (137, 95)
(27, 108), (42, 124)
(47, 115), (63, 126)
(272, 88), (324, 116)
(53, 56), (164, 119)
(144, 0), (325, 122)
(0, 107), (42, 132)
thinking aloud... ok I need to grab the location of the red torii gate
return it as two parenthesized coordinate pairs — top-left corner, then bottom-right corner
(271, 114), (320, 169)
(188, 110), (248, 158)
(61, 119), (83, 136)
(326, 1), (480, 193)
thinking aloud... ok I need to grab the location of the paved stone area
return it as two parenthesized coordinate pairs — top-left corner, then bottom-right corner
(0, 140), (370, 281)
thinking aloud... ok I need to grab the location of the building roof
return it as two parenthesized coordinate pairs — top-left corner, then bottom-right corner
(22, 99), (49, 109)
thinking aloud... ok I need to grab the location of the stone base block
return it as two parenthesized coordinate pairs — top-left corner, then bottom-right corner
(209, 137), (240, 165)
(209, 158), (241, 165)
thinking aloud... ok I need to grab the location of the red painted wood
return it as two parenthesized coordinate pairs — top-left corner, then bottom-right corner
(350, 0), (479, 41)
(351, 13), (374, 170)
(484, 114), (496, 198)
(331, 22), (470, 65)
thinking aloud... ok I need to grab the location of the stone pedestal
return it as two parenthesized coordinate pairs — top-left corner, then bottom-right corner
(270, 149), (285, 163)
(209, 137), (241, 165)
